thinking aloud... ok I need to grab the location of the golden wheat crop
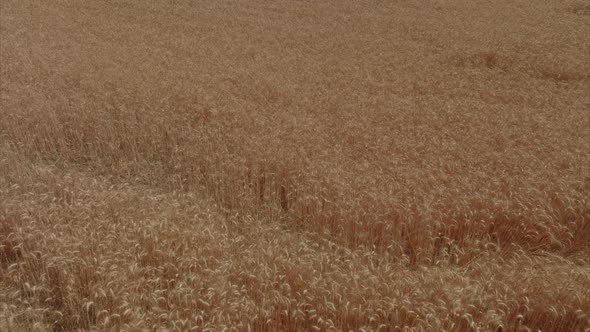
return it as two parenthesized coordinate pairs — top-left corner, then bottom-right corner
(1, 0), (589, 331)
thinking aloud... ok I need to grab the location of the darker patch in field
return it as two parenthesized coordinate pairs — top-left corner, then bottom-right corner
(450, 51), (513, 72)
(0, 238), (23, 268)
(569, 2), (590, 16)
(0, 214), (23, 268)
(533, 66), (589, 83)
(450, 51), (589, 84)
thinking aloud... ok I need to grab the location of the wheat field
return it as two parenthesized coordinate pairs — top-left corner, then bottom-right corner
(1, 0), (589, 331)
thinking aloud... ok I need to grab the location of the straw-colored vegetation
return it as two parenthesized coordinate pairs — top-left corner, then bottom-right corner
(1, 0), (589, 330)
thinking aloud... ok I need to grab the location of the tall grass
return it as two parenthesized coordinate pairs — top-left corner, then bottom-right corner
(1, 0), (589, 330)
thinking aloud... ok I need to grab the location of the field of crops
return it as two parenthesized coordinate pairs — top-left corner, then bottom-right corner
(1, 0), (589, 330)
